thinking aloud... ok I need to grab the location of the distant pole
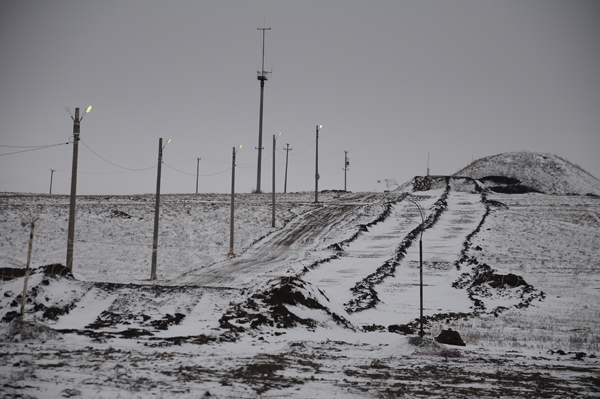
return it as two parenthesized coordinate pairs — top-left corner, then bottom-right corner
(427, 153), (430, 176)
(151, 137), (169, 280)
(283, 143), (292, 193)
(229, 146), (241, 255)
(255, 27), (271, 194)
(343, 151), (349, 192)
(49, 169), (55, 195)
(196, 157), (200, 194)
(315, 124), (322, 203)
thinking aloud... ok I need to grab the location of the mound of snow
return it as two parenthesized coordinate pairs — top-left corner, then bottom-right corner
(454, 152), (600, 195)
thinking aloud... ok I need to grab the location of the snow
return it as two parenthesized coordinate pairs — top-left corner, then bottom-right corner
(1, 162), (600, 397)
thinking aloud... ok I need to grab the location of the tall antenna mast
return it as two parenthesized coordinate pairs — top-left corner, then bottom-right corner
(255, 27), (271, 193)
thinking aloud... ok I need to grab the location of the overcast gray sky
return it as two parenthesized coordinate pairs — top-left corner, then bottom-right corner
(1, 0), (599, 195)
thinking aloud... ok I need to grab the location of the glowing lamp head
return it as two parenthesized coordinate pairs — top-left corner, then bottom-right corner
(86, 105), (92, 113)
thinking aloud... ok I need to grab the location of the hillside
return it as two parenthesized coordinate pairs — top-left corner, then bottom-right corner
(1, 187), (599, 398)
(453, 151), (600, 195)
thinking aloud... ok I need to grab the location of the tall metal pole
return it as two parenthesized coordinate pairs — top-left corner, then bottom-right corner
(229, 147), (237, 255)
(66, 108), (81, 271)
(272, 135), (276, 227)
(150, 138), (163, 280)
(419, 233), (424, 337)
(196, 157), (200, 194)
(255, 27), (271, 194)
(256, 79), (265, 193)
(315, 125), (320, 203)
(49, 169), (55, 195)
(283, 143), (292, 194)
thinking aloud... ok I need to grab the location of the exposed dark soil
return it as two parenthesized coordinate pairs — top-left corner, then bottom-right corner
(219, 277), (354, 333)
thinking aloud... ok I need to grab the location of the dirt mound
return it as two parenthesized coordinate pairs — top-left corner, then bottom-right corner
(478, 176), (541, 194)
(2, 319), (62, 343)
(453, 263), (546, 313)
(402, 176), (482, 194)
(454, 152), (600, 195)
(219, 277), (354, 332)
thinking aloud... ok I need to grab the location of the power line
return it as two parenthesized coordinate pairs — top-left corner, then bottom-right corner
(289, 141), (315, 156)
(79, 140), (155, 171)
(163, 162), (231, 177)
(0, 170), (49, 185)
(0, 142), (69, 157)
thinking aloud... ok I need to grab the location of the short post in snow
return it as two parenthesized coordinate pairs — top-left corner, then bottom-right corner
(20, 219), (37, 321)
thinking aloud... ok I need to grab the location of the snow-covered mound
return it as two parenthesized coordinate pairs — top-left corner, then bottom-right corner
(453, 152), (600, 195)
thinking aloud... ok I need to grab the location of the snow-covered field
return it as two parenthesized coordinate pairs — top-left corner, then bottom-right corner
(1, 176), (599, 398)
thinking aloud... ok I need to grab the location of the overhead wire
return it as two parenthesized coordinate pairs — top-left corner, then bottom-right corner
(80, 139), (155, 171)
(0, 142), (69, 157)
(163, 162), (231, 177)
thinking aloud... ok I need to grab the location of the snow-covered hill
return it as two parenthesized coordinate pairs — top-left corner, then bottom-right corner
(453, 151), (600, 195)
(1, 183), (599, 398)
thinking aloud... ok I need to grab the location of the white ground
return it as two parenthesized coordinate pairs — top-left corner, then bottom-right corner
(1, 185), (599, 398)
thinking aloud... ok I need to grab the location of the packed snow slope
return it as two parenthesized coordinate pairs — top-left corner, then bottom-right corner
(453, 151), (600, 195)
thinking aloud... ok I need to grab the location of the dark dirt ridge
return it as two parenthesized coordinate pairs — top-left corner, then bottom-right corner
(219, 277), (355, 333)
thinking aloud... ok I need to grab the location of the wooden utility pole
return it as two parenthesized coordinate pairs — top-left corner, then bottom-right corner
(66, 106), (91, 270)
(229, 146), (241, 255)
(272, 133), (280, 227)
(196, 158), (201, 194)
(283, 143), (292, 193)
(151, 138), (169, 280)
(49, 169), (55, 195)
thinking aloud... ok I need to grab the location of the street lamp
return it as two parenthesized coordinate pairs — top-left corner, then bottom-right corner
(229, 145), (242, 256)
(404, 195), (426, 337)
(150, 137), (171, 280)
(315, 124), (323, 203)
(272, 132), (281, 227)
(66, 105), (91, 271)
